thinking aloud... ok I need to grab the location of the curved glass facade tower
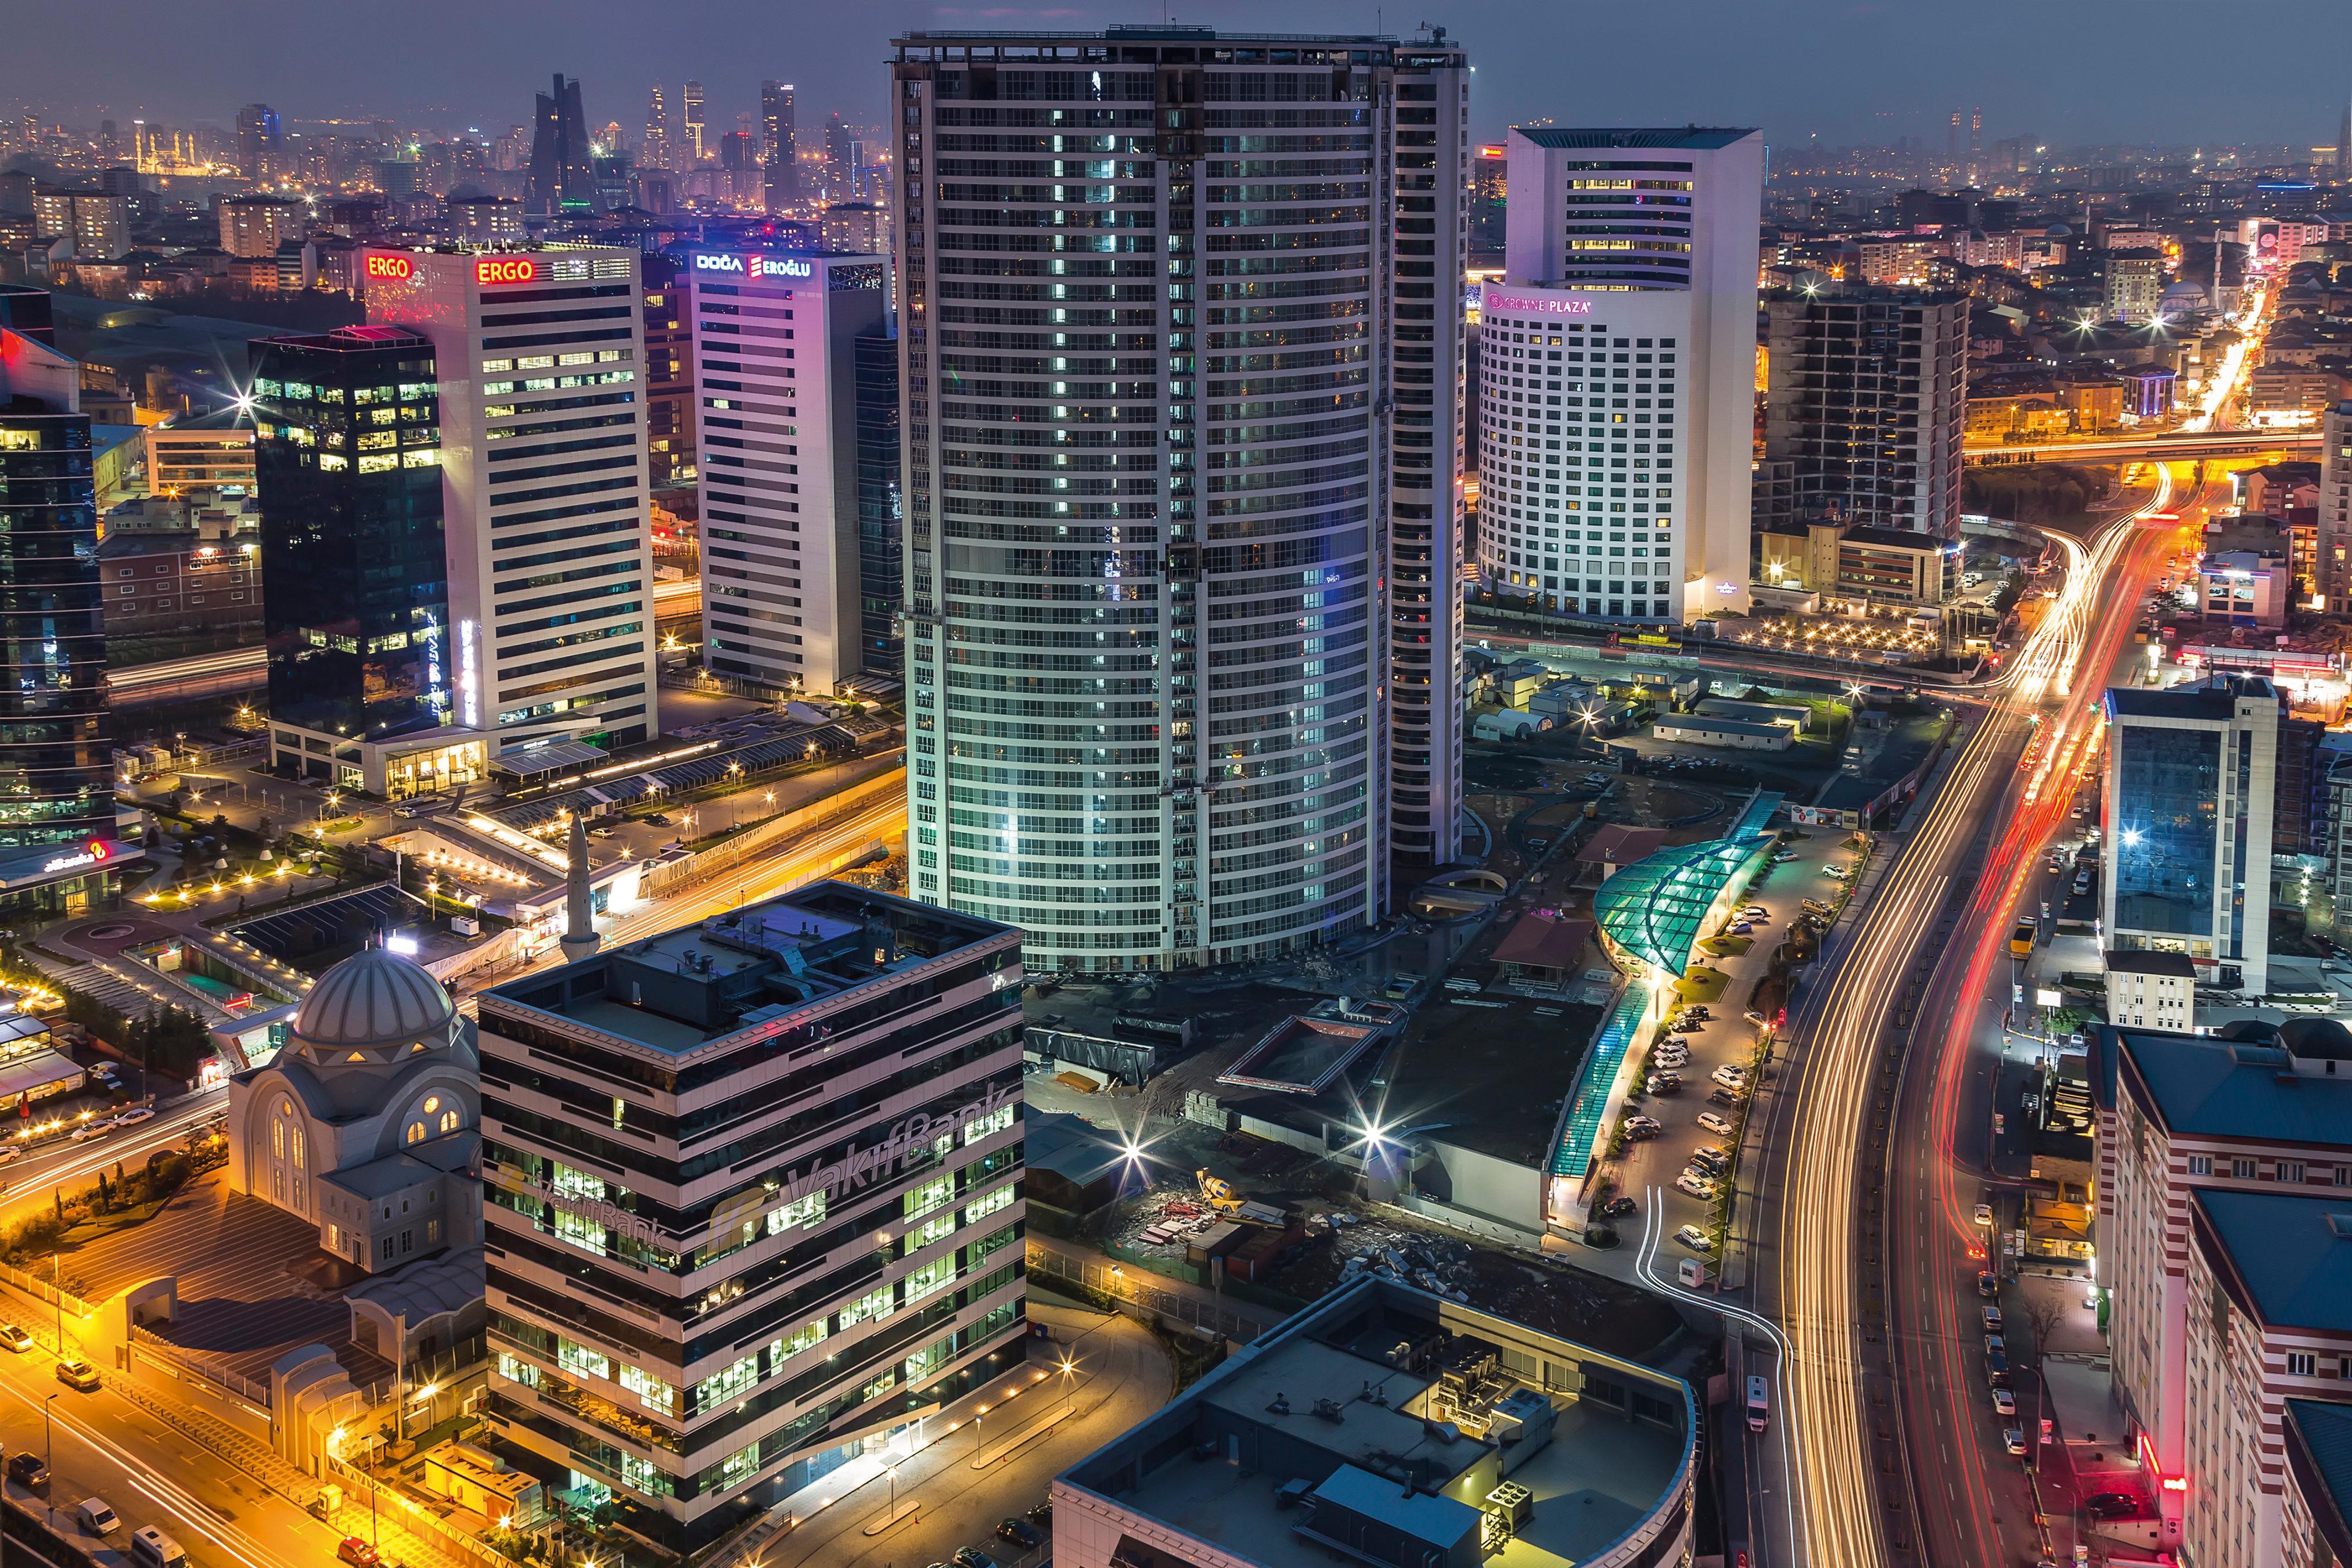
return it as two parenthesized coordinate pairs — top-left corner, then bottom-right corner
(893, 25), (1468, 972)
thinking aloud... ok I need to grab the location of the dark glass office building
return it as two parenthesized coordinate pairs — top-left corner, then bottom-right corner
(853, 329), (901, 674)
(251, 327), (451, 773)
(0, 317), (120, 919)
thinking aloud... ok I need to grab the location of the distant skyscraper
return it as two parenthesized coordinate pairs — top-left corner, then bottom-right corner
(1479, 127), (1764, 623)
(691, 243), (890, 692)
(2103, 676), (2281, 997)
(823, 113), (850, 200)
(526, 74), (597, 215)
(894, 24), (1473, 965)
(681, 79), (705, 163)
(0, 301), (121, 920)
(236, 103), (280, 179)
(761, 81), (796, 212)
(643, 85), (671, 171)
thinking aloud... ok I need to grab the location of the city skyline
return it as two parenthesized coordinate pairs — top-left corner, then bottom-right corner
(10, 0), (2352, 152)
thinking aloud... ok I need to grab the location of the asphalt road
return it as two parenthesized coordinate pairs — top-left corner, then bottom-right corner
(1743, 462), (2192, 1568)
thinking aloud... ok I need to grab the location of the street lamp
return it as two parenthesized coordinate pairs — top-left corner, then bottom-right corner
(1059, 1355), (1079, 1417)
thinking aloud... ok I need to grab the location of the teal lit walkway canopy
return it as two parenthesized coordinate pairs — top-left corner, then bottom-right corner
(1592, 832), (1774, 975)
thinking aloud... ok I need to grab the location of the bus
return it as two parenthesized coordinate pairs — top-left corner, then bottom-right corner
(1746, 1375), (1771, 1433)
(2009, 921), (2035, 959)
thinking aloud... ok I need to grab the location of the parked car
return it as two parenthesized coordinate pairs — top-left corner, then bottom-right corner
(1673, 1224), (1715, 1252)
(77, 1498), (119, 1535)
(1624, 1113), (1661, 1135)
(1650, 1046), (1689, 1069)
(1696, 1110), (1737, 1138)
(995, 1519), (1042, 1548)
(68, 1120), (111, 1142)
(1740, 906), (1767, 919)
(1981, 1305), (2004, 1332)
(1712, 1064), (1750, 1090)
(1026, 1501), (1053, 1527)
(1674, 1171), (1717, 1200)
(1729, 922), (1752, 936)
(110, 1107), (154, 1130)
(1689, 1146), (1730, 1176)
(1598, 1196), (1638, 1220)
(2003, 1427), (2027, 1456)
(337, 1540), (382, 1568)
(1708, 1088), (1743, 1108)
(1986, 1349), (2010, 1388)
(0, 1323), (32, 1353)
(1646, 1073), (1682, 1095)
(2085, 1493), (2139, 1519)
(7, 1452), (48, 1491)
(588, 826), (617, 840)
(0, 1146), (21, 1166)
(1977, 1272), (2001, 1298)
(953, 1549), (1001, 1568)
(55, 1358), (100, 1391)
(1991, 1388), (2016, 1417)
(643, 813), (672, 826)
(1984, 1333), (2005, 1355)
(1973, 1202), (1994, 1228)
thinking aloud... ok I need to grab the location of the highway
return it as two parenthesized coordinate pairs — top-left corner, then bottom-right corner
(1754, 462), (2185, 1568)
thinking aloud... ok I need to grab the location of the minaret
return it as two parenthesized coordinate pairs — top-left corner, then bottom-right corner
(559, 815), (601, 965)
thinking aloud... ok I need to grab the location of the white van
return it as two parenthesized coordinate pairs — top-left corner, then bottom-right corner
(77, 1498), (119, 1535)
(130, 1525), (186, 1568)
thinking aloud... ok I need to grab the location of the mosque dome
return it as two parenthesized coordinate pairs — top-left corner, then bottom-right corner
(292, 946), (455, 1056)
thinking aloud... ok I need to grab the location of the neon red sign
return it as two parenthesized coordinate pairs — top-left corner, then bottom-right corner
(476, 257), (539, 286)
(365, 254), (414, 282)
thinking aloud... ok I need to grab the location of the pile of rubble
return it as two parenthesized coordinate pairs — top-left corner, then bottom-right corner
(1107, 1192), (1219, 1259)
(1328, 1214), (1474, 1301)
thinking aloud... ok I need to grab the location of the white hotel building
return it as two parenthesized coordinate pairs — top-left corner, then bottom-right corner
(364, 244), (660, 751)
(685, 246), (890, 695)
(1476, 127), (1761, 624)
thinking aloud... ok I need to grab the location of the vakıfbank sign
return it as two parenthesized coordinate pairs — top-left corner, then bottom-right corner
(489, 1163), (657, 1245)
(704, 1081), (1018, 1247)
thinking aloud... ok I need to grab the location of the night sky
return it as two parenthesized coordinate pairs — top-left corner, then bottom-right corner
(8, 0), (2348, 152)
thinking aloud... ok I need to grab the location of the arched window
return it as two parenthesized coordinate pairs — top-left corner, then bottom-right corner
(407, 1121), (426, 1146)
(438, 1109), (461, 1134)
(271, 1108), (286, 1159)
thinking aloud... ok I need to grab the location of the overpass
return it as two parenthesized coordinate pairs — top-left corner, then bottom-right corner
(1963, 430), (2320, 467)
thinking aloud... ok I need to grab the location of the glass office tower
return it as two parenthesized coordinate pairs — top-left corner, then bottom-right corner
(251, 326), (451, 770)
(2103, 676), (2278, 994)
(0, 318), (117, 919)
(893, 26), (1472, 972)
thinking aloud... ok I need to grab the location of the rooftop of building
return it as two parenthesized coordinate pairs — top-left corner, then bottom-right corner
(253, 323), (430, 355)
(1594, 832), (1773, 974)
(2105, 674), (2278, 721)
(1515, 126), (1754, 151)
(2104, 949), (2197, 978)
(2109, 1023), (2352, 1142)
(484, 882), (1017, 1061)
(896, 25), (1432, 44)
(2192, 1187), (2352, 1332)
(2285, 1400), (2352, 1559)
(1058, 1278), (1693, 1568)
(1385, 991), (1609, 1169)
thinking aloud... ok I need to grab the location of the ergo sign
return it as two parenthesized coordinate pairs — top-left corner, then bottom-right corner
(364, 253), (414, 282)
(476, 257), (540, 286)
(693, 253), (813, 280)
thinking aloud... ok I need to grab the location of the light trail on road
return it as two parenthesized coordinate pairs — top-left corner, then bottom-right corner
(1774, 462), (2185, 1567)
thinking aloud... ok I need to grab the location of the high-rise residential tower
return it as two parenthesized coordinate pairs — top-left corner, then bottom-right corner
(362, 244), (659, 751)
(526, 74), (597, 216)
(682, 80), (706, 164)
(0, 311), (123, 921)
(760, 81), (796, 213)
(236, 103), (280, 179)
(894, 25), (1472, 970)
(2103, 675), (2281, 997)
(1763, 283), (1968, 541)
(689, 244), (890, 692)
(643, 86), (672, 173)
(1475, 127), (1762, 624)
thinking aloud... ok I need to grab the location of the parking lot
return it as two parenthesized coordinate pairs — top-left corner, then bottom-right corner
(1589, 824), (1863, 1274)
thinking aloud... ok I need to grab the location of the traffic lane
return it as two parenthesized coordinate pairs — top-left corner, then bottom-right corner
(0, 1093), (223, 1227)
(0, 1344), (326, 1568)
